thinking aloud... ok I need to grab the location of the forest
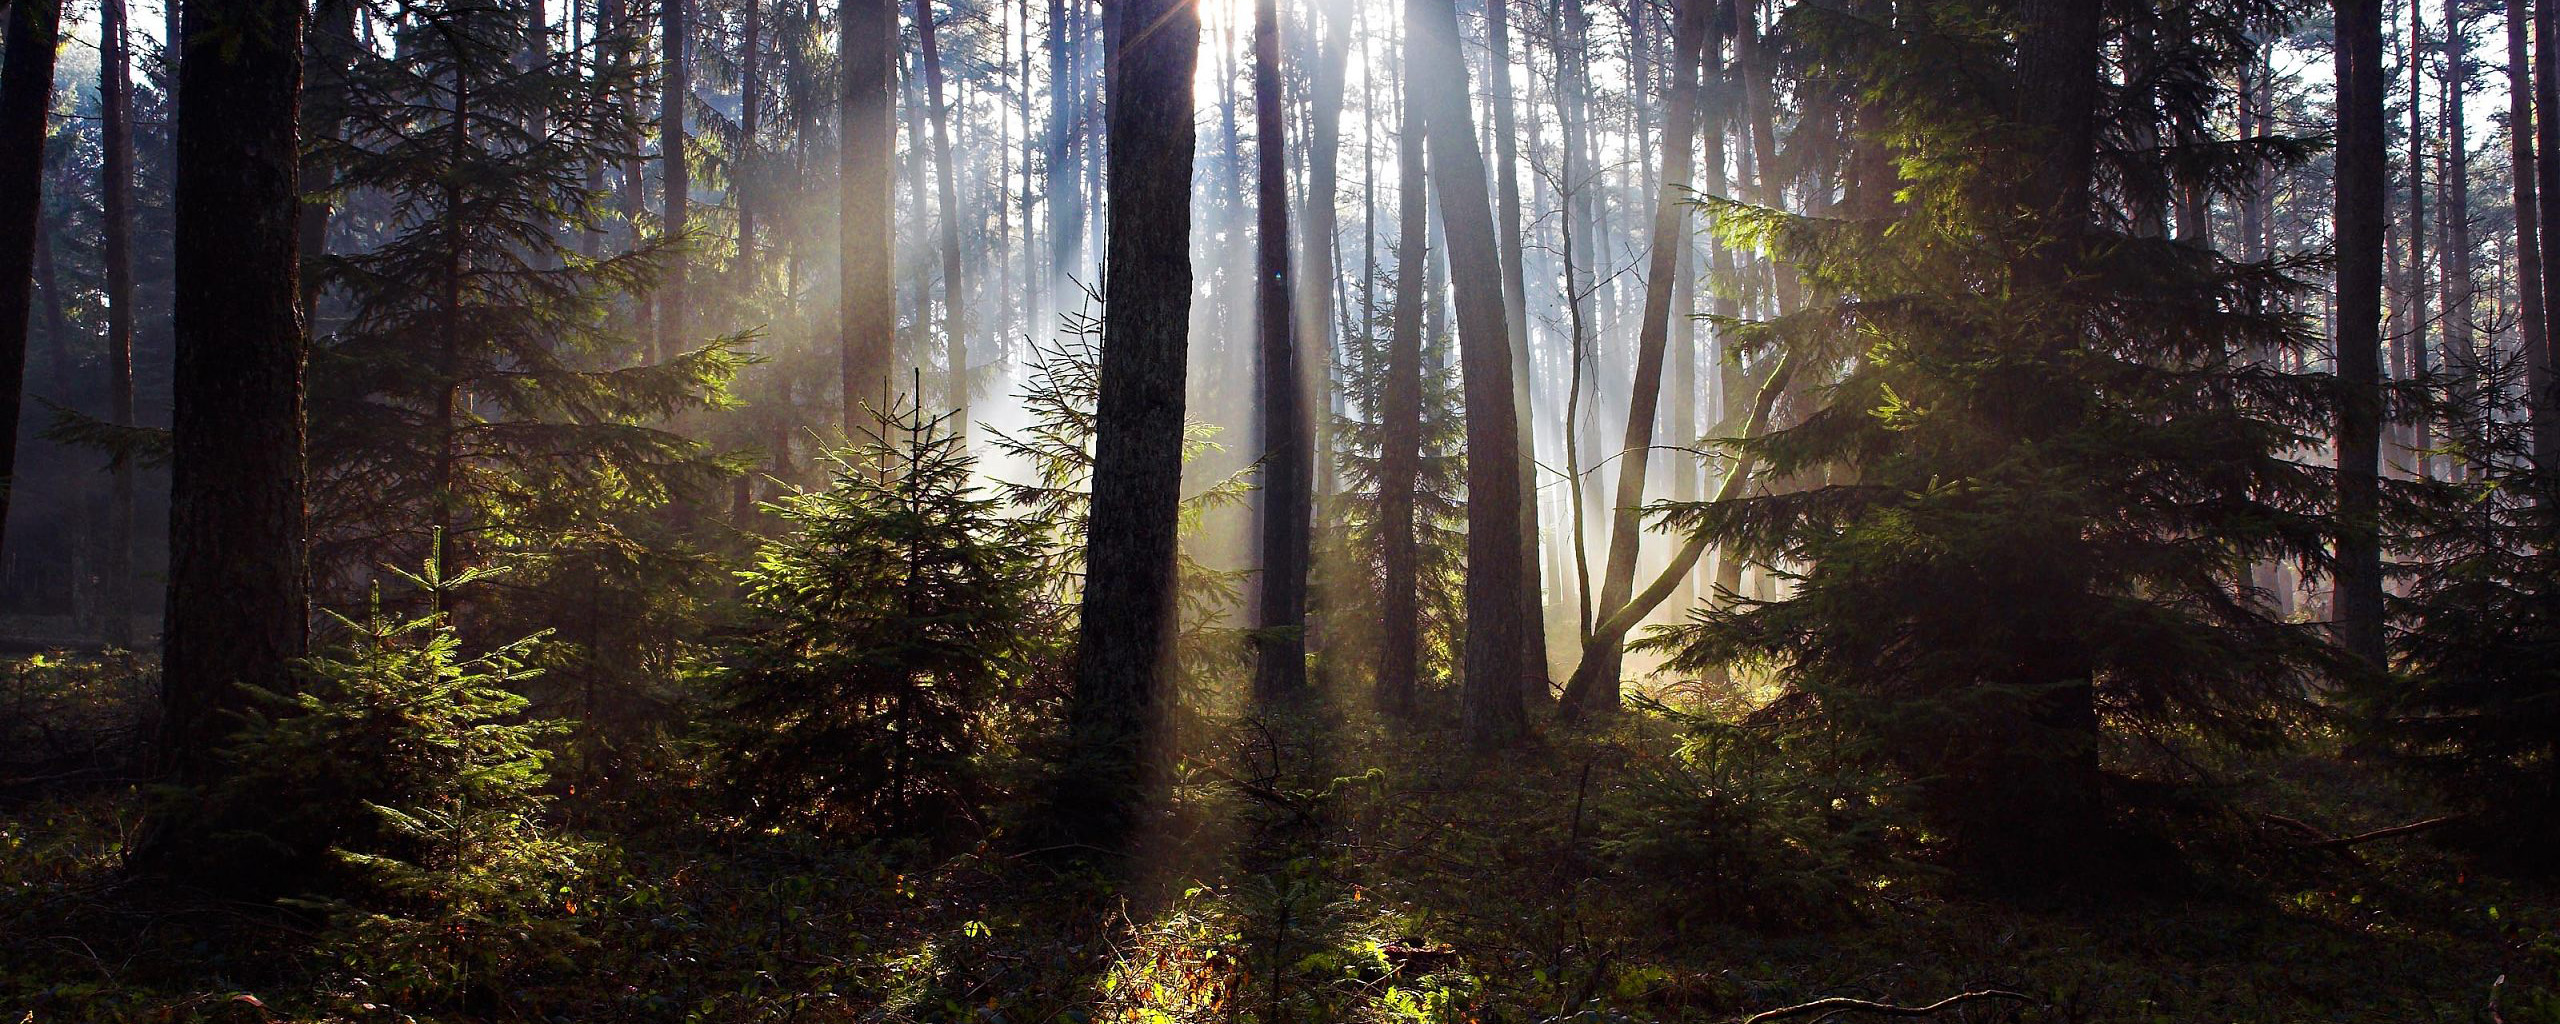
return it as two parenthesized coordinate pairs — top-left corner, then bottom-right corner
(3, 0), (2559, 1017)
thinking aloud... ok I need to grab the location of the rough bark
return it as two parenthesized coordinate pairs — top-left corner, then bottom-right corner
(157, 0), (309, 788)
(1065, 0), (1198, 846)
(1485, 0), (1548, 692)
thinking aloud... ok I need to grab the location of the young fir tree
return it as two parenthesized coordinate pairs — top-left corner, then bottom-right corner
(1321, 268), (1469, 695)
(308, 0), (745, 718)
(1639, 0), (2337, 884)
(2387, 362), (2560, 863)
(720, 397), (1055, 836)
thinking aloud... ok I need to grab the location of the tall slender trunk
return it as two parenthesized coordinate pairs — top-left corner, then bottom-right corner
(914, 0), (968, 429)
(1411, 0), (1528, 747)
(841, 0), (897, 425)
(101, 0), (140, 648)
(2513, 0), (2553, 464)
(1300, 11), (1347, 503)
(1249, 0), (1308, 699)
(2407, 0), (2431, 478)
(1065, 0), (1198, 847)
(1559, 0), (1707, 718)
(0, 0), (63, 563)
(2336, 0), (2390, 667)
(1484, 0), (1548, 691)
(2441, 0), (2474, 472)
(297, 0), (357, 332)
(155, 0), (309, 797)
(736, 0), (761, 287)
(1376, 28), (1429, 715)
(659, 0), (689, 358)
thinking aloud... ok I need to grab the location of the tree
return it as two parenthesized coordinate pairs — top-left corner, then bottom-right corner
(1408, 0), (1528, 746)
(913, 0), (967, 429)
(660, 0), (690, 358)
(1644, 0), (2336, 883)
(1063, 0), (1198, 846)
(2512, 0), (2553, 465)
(148, 0), (311, 872)
(1373, 35), (1429, 715)
(0, 0), (63, 564)
(1250, 0), (1310, 701)
(1558, 0), (1708, 718)
(99, 0), (141, 648)
(2339, 0), (2388, 667)
(841, 0), (897, 425)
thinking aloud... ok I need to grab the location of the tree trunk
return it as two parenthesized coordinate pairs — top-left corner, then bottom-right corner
(1376, 21), (1429, 716)
(914, 0), (968, 430)
(297, 0), (356, 332)
(156, 0), (309, 796)
(1558, 0), (1707, 719)
(841, 0), (897, 426)
(1410, 0), (1528, 747)
(0, 0), (62, 565)
(2514, 0), (2553, 464)
(1485, 0), (1548, 693)
(1065, 0), (1197, 847)
(1249, 0), (1309, 700)
(2336, 0), (2391, 669)
(2442, 0), (2474, 473)
(101, 0), (140, 649)
(736, 0), (761, 288)
(2406, 0), (2431, 478)
(659, 0), (689, 358)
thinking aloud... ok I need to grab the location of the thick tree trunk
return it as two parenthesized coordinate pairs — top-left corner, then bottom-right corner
(2514, 0), (2553, 464)
(2338, 0), (2391, 668)
(841, 0), (897, 425)
(102, 0), (140, 648)
(1409, 0), (1528, 747)
(0, 0), (62, 564)
(1558, 0), (1707, 719)
(1249, 0), (1309, 700)
(1065, 0), (1197, 846)
(156, 0), (309, 792)
(915, 0), (968, 429)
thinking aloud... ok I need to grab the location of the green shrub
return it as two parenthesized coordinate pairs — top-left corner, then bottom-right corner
(718, 396), (1059, 837)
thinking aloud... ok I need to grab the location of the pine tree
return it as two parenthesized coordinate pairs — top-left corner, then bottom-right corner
(1640, 0), (2337, 883)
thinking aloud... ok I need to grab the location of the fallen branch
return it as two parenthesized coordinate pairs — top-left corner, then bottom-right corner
(1739, 989), (2034, 1024)
(2309, 815), (2460, 850)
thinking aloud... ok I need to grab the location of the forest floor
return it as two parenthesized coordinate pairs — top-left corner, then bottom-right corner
(3, 673), (2558, 1023)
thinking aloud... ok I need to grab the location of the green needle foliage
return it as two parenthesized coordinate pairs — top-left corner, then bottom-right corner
(719, 396), (1058, 837)
(1639, 1), (2340, 883)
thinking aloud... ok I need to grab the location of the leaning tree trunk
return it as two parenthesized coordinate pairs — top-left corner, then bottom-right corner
(154, 0), (309, 818)
(0, 0), (64, 565)
(1249, 0), (1310, 701)
(841, 0), (897, 425)
(1409, 0), (1528, 747)
(1558, 0), (1708, 719)
(2337, 0), (2389, 668)
(1064, 0), (1198, 848)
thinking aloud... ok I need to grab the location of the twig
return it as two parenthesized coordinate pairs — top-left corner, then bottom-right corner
(1738, 989), (2035, 1024)
(2309, 815), (2460, 850)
